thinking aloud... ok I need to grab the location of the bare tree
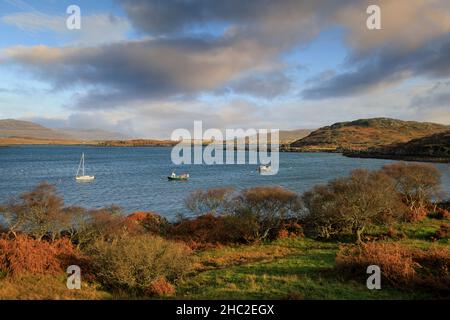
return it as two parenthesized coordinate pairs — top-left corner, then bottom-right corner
(303, 169), (403, 242)
(382, 162), (441, 220)
(185, 187), (235, 216)
(231, 186), (303, 241)
(0, 183), (68, 241)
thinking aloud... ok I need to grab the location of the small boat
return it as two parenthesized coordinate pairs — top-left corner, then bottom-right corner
(168, 172), (189, 181)
(258, 165), (272, 174)
(76, 153), (95, 182)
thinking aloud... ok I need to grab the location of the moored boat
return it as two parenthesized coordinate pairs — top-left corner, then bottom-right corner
(168, 172), (189, 181)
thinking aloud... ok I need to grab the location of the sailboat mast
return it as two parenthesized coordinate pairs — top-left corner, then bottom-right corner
(82, 153), (85, 176)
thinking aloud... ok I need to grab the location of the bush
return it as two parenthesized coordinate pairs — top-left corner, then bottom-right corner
(382, 162), (442, 221)
(336, 242), (450, 294)
(170, 214), (231, 248)
(0, 183), (69, 241)
(231, 186), (303, 241)
(70, 206), (137, 248)
(85, 234), (193, 295)
(126, 212), (170, 236)
(0, 235), (80, 277)
(434, 224), (450, 240)
(336, 242), (416, 286)
(303, 169), (404, 242)
(145, 276), (176, 297)
(185, 188), (235, 216)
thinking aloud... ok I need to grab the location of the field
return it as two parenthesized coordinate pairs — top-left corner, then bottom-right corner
(0, 217), (447, 300)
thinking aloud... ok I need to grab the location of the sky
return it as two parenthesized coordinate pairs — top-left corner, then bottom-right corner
(0, 0), (449, 138)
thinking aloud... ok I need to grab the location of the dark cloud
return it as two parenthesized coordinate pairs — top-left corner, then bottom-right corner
(220, 71), (293, 99)
(118, 0), (344, 44)
(303, 36), (450, 99)
(2, 0), (450, 108)
(4, 36), (277, 108)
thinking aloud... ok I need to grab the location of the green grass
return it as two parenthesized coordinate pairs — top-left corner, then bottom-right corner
(176, 238), (434, 300)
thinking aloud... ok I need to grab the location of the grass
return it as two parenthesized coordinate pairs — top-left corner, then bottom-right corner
(175, 238), (433, 300)
(176, 218), (449, 300)
(0, 217), (448, 300)
(0, 274), (111, 300)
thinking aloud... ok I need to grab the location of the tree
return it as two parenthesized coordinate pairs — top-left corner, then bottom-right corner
(303, 169), (403, 242)
(70, 205), (129, 248)
(381, 162), (441, 221)
(185, 187), (235, 216)
(231, 186), (303, 241)
(0, 183), (68, 240)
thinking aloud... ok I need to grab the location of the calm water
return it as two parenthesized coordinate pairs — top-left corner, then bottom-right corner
(1, 146), (449, 219)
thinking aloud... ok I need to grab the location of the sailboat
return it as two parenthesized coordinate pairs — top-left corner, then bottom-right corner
(76, 153), (95, 182)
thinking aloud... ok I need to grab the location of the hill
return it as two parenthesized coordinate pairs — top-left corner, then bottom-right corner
(344, 130), (450, 162)
(290, 118), (450, 152)
(279, 129), (314, 144)
(0, 119), (129, 143)
(54, 128), (130, 141)
(0, 119), (73, 140)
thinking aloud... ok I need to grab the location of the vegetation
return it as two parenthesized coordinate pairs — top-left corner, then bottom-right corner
(345, 130), (450, 162)
(86, 234), (193, 296)
(303, 169), (403, 242)
(290, 118), (449, 152)
(0, 162), (449, 299)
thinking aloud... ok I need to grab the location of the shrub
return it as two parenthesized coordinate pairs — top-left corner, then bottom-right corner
(85, 234), (193, 295)
(126, 212), (170, 236)
(144, 276), (176, 297)
(336, 243), (450, 294)
(278, 220), (304, 239)
(70, 206), (135, 248)
(169, 213), (248, 248)
(428, 206), (450, 220)
(185, 187), (235, 216)
(434, 224), (450, 240)
(0, 235), (80, 277)
(382, 162), (442, 221)
(0, 183), (69, 241)
(336, 243), (417, 286)
(303, 169), (404, 242)
(231, 186), (303, 241)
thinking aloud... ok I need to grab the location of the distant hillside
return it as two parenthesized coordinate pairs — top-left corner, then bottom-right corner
(0, 119), (129, 142)
(54, 128), (130, 141)
(243, 129), (313, 145)
(290, 118), (450, 152)
(0, 119), (73, 140)
(344, 130), (450, 162)
(97, 139), (178, 147)
(279, 129), (314, 144)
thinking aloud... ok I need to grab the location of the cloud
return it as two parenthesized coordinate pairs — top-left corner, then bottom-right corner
(219, 70), (293, 99)
(303, 34), (450, 99)
(1, 12), (130, 46)
(302, 0), (450, 99)
(411, 80), (450, 108)
(335, 0), (450, 54)
(2, 0), (450, 114)
(2, 35), (280, 108)
(118, 0), (341, 45)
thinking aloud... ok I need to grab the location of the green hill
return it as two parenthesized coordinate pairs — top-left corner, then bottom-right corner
(290, 118), (450, 152)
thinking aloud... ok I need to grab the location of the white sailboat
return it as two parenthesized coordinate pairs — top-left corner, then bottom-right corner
(76, 153), (95, 182)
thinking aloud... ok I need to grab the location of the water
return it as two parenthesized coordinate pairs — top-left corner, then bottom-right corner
(1, 146), (449, 219)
